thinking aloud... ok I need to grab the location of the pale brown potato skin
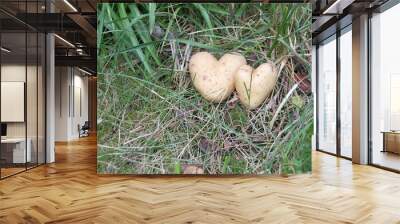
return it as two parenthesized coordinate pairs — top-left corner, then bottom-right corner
(189, 52), (246, 102)
(182, 165), (204, 174)
(235, 63), (277, 109)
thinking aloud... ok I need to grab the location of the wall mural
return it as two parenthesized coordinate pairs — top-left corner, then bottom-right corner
(97, 3), (312, 175)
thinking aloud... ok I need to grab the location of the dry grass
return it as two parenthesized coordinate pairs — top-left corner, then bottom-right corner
(97, 3), (312, 174)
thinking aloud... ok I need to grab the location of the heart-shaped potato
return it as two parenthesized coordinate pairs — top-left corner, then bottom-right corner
(235, 63), (277, 109)
(189, 52), (246, 102)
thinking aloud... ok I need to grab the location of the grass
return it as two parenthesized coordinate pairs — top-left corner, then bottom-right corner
(97, 3), (313, 175)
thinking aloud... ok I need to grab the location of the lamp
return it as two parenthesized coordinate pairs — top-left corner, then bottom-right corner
(78, 67), (93, 76)
(323, 0), (354, 15)
(54, 34), (75, 48)
(63, 0), (78, 12)
(1, 47), (11, 53)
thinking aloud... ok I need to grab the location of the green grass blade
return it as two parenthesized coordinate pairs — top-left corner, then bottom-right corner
(148, 3), (156, 34)
(97, 4), (106, 50)
(128, 4), (161, 66)
(175, 39), (220, 51)
(193, 3), (214, 41)
(117, 4), (153, 75)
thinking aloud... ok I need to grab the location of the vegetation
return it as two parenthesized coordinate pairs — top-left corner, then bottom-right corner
(97, 3), (312, 174)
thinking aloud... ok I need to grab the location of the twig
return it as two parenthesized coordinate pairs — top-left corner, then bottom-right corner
(269, 83), (299, 129)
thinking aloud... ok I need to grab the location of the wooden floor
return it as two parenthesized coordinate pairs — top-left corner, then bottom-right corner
(373, 150), (400, 171)
(0, 167), (26, 178)
(1, 136), (400, 224)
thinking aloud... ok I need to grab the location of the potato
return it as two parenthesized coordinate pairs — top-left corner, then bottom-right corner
(189, 52), (246, 102)
(182, 165), (204, 174)
(235, 63), (277, 109)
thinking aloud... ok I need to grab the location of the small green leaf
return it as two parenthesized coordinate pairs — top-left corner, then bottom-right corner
(291, 95), (305, 108)
(174, 162), (182, 174)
